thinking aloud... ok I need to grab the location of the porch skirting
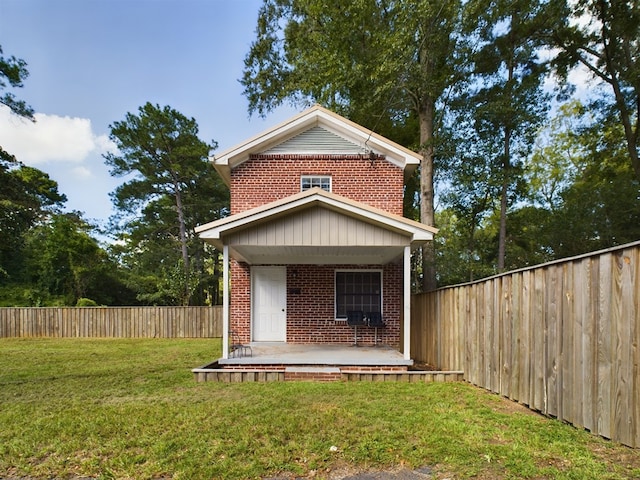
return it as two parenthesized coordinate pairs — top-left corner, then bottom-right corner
(192, 365), (465, 383)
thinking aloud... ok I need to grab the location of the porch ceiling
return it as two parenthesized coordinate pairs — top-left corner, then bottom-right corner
(229, 245), (406, 265)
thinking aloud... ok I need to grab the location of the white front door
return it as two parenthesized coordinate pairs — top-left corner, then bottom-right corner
(252, 266), (287, 342)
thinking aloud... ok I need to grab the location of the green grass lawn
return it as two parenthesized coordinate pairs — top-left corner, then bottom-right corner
(0, 338), (638, 480)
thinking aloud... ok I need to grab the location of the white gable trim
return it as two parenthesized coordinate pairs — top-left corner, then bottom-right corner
(196, 188), (436, 247)
(212, 105), (422, 185)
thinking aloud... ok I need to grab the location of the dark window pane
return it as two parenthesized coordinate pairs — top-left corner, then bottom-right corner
(335, 271), (381, 318)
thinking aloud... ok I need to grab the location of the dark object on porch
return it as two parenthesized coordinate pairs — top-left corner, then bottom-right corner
(347, 310), (366, 345)
(367, 311), (386, 345)
(230, 330), (252, 358)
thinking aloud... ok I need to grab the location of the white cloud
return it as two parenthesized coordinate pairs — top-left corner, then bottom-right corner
(0, 107), (116, 165)
(70, 165), (94, 179)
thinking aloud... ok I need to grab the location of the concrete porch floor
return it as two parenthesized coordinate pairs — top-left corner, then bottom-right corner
(217, 342), (413, 367)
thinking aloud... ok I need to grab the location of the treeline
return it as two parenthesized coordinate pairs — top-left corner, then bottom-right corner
(0, 102), (229, 306)
(1, 47), (228, 306)
(2, 0), (639, 303)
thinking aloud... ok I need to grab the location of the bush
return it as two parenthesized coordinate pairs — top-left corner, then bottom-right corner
(76, 297), (99, 307)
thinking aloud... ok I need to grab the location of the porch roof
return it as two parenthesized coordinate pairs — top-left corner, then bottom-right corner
(195, 188), (438, 264)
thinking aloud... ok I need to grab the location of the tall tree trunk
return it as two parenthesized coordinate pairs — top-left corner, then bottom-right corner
(498, 127), (510, 272)
(597, 3), (640, 180)
(419, 96), (437, 292)
(498, 15), (515, 273)
(174, 182), (190, 305)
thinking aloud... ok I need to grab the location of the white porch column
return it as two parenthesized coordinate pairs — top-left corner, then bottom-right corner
(403, 245), (411, 360)
(221, 244), (229, 360)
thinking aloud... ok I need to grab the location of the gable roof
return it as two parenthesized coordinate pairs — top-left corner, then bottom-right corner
(212, 105), (422, 185)
(196, 188), (437, 264)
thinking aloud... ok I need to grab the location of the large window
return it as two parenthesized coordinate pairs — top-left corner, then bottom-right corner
(301, 175), (331, 192)
(335, 270), (382, 319)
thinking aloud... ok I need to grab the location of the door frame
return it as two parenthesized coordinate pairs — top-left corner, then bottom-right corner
(251, 266), (287, 342)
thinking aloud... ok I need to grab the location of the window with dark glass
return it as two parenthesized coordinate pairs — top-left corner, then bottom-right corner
(335, 271), (382, 319)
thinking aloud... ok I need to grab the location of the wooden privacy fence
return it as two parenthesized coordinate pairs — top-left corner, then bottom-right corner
(0, 306), (223, 338)
(412, 240), (640, 448)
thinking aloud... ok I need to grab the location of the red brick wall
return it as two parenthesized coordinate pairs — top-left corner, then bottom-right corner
(230, 154), (404, 215)
(227, 153), (407, 348)
(230, 262), (403, 348)
(230, 259), (251, 343)
(286, 263), (402, 347)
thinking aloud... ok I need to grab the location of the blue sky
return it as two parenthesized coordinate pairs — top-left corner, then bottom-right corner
(0, 0), (296, 227)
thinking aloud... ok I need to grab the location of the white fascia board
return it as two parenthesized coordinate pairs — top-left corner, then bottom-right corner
(213, 105), (422, 172)
(215, 112), (320, 169)
(316, 195), (434, 240)
(314, 111), (421, 169)
(196, 191), (435, 243)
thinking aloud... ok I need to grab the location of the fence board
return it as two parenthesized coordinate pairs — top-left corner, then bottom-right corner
(597, 253), (613, 439)
(510, 273), (521, 401)
(0, 306), (222, 339)
(545, 267), (558, 417)
(561, 262), (575, 425)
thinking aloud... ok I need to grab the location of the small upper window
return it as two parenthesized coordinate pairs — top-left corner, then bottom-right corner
(301, 175), (331, 192)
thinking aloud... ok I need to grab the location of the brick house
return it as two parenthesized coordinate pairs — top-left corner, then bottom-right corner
(196, 105), (436, 365)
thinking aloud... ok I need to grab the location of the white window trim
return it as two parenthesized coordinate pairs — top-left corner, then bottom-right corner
(334, 269), (383, 321)
(301, 175), (332, 192)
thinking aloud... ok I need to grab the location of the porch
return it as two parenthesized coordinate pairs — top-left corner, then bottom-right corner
(196, 189), (439, 364)
(192, 343), (465, 383)
(220, 342), (413, 366)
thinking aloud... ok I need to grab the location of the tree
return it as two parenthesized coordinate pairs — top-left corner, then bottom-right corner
(242, 0), (464, 291)
(555, 0), (640, 179)
(104, 103), (228, 305)
(460, 0), (560, 271)
(1, 45), (35, 161)
(0, 160), (67, 282)
(526, 100), (590, 210)
(0, 45), (34, 120)
(22, 213), (135, 306)
(528, 100), (640, 257)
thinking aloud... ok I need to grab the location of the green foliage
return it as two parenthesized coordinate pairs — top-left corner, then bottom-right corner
(20, 213), (136, 306)
(104, 103), (229, 305)
(0, 44), (34, 120)
(0, 155), (67, 287)
(453, 0), (559, 271)
(243, 0), (461, 120)
(76, 298), (99, 307)
(525, 99), (640, 257)
(435, 209), (497, 285)
(439, 98), (640, 286)
(553, 0), (640, 179)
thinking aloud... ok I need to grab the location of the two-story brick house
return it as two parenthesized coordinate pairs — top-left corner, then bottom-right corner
(196, 105), (436, 367)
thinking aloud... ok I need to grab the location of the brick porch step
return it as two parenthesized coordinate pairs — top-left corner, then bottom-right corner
(285, 366), (341, 381)
(285, 366), (341, 374)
